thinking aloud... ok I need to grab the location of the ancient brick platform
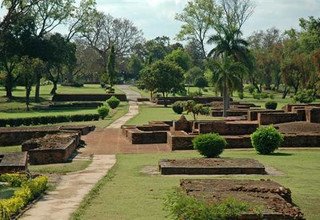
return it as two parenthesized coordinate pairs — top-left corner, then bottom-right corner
(0, 125), (95, 146)
(305, 107), (320, 123)
(159, 158), (266, 175)
(0, 152), (28, 174)
(258, 112), (300, 125)
(180, 179), (304, 219)
(22, 133), (80, 165)
(247, 109), (285, 121)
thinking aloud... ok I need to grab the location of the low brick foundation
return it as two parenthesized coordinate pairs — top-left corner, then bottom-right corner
(258, 112), (299, 125)
(0, 125), (95, 146)
(0, 152), (28, 174)
(198, 121), (258, 135)
(22, 133), (80, 165)
(127, 129), (168, 144)
(52, 93), (127, 102)
(283, 103), (320, 112)
(211, 109), (248, 117)
(247, 109), (285, 121)
(154, 96), (232, 105)
(305, 107), (320, 123)
(167, 131), (196, 150)
(159, 158), (266, 175)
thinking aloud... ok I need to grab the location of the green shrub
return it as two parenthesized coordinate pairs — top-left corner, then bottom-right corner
(246, 84), (256, 94)
(269, 93), (275, 99)
(293, 89), (316, 103)
(252, 92), (260, 100)
(260, 92), (269, 99)
(192, 133), (226, 158)
(0, 175), (48, 219)
(165, 189), (252, 220)
(106, 96), (120, 109)
(172, 101), (184, 114)
(265, 101), (278, 110)
(97, 105), (110, 119)
(251, 126), (284, 155)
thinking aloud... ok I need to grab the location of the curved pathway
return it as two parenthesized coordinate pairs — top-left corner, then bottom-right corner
(21, 85), (141, 220)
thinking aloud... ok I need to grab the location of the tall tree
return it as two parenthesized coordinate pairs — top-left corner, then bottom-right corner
(164, 48), (192, 72)
(207, 56), (246, 116)
(175, 0), (221, 57)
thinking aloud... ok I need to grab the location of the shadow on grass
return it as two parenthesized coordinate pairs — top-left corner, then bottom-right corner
(268, 152), (293, 156)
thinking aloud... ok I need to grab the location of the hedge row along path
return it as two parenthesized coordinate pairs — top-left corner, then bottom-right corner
(21, 85), (142, 220)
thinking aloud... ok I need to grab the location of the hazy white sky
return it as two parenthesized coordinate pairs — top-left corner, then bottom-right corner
(96, 0), (320, 39)
(1, 0), (319, 40)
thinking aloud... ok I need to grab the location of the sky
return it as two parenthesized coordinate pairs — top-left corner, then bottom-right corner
(95, 0), (320, 40)
(0, 0), (319, 40)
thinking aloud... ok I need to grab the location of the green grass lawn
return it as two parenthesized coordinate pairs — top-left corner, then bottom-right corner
(0, 84), (124, 111)
(72, 149), (320, 220)
(126, 104), (218, 125)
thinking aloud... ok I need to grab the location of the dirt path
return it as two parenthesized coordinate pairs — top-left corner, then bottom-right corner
(20, 85), (142, 220)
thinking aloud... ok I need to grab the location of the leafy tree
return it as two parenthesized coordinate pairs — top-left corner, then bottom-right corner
(138, 65), (157, 99)
(175, 0), (221, 57)
(139, 60), (184, 107)
(127, 54), (143, 80)
(195, 76), (208, 92)
(17, 56), (44, 111)
(207, 56), (246, 117)
(164, 48), (191, 72)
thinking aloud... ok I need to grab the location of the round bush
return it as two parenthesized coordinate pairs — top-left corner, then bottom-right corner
(192, 133), (226, 158)
(97, 105), (110, 119)
(265, 101), (278, 110)
(172, 101), (184, 114)
(106, 96), (120, 109)
(251, 126), (284, 155)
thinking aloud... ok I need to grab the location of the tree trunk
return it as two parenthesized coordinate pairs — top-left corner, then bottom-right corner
(50, 82), (58, 95)
(5, 71), (14, 99)
(282, 86), (289, 99)
(163, 92), (167, 107)
(26, 88), (31, 111)
(222, 81), (228, 117)
(35, 74), (41, 103)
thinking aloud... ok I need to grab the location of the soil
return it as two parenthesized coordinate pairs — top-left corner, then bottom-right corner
(180, 179), (304, 219)
(159, 158), (266, 175)
(275, 121), (320, 134)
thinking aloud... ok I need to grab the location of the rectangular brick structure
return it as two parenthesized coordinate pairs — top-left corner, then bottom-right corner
(0, 152), (28, 174)
(198, 121), (258, 135)
(247, 109), (285, 121)
(22, 133), (80, 165)
(52, 93), (127, 102)
(126, 128), (168, 144)
(258, 112), (299, 125)
(305, 107), (320, 123)
(159, 158), (266, 175)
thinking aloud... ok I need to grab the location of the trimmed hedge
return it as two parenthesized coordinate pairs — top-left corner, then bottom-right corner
(106, 96), (120, 109)
(265, 101), (278, 110)
(0, 114), (100, 127)
(0, 174), (48, 219)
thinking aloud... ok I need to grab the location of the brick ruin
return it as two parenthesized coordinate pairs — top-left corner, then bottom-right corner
(122, 102), (320, 150)
(0, 125), (95, 169)
(22, 132), (80, 165)
(0, 152), (28, 174)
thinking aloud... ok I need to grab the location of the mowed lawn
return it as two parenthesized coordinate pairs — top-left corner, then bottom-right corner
(72, 149), (320, 220)
(126, 104), (219, 125)
(0, 84), (124, 111)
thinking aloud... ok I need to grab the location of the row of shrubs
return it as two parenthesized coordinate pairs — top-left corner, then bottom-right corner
(193, 126), (283, 157)
(0, 174), (48, 219)
(97, 96), (121, 119)
(172, 101), (210, 115)
(0, 114), (100, 127)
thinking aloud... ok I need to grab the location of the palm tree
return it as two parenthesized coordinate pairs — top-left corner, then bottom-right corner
(207, 56), (247, 117)
(207, 25), (249, 61)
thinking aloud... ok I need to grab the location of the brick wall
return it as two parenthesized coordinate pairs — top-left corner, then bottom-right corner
(258, 113), (299, 125)
(52, 93), (127, 102)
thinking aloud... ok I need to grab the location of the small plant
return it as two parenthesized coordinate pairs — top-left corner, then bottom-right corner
(293, 89), (316, 103)
(269, 93), (275, 99)
(265, 101), (278, 110)
(251, 126), (284, 155)
(192, 133), (226, 158)
(97, 105), (110, 119)
(172, 101), (184, 114)
(260, 92), (269, 99)
(106, 96), (120, 109)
